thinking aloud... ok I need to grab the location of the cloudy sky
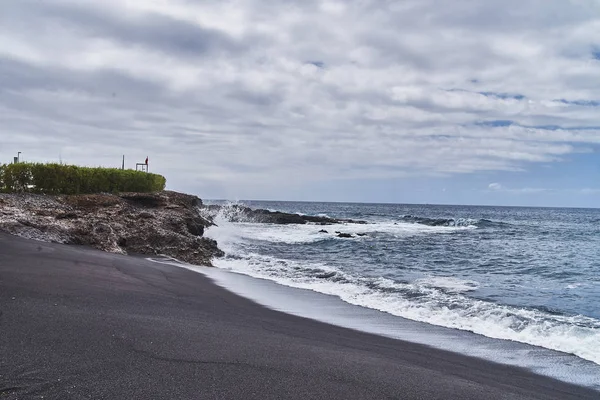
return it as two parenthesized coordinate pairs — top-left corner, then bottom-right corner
(2, 0), (600, 206)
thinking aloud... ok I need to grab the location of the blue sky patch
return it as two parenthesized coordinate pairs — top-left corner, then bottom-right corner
(476, 120), (514, 127)
(479, 92), (526, 100)
(307, 61), (325, 68)
(555, 99), (600, 107)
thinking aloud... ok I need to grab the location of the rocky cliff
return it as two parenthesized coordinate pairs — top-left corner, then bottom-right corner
(0, 191), (223, 266)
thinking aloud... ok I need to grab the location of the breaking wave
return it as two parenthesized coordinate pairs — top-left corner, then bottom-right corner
(400, 215), (509, 228)
(213, 251), (600, 366)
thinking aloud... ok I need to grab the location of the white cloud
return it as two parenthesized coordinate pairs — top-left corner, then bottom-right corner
(486, 184), (570, 195)
(579, 188), (600, 195)
(1, 0), (600, 198)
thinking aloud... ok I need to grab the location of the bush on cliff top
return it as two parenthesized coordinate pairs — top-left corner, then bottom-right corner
(0, 163), (166, 194)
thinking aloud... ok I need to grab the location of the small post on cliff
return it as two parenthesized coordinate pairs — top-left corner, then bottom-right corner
(122, 155), (125, 170)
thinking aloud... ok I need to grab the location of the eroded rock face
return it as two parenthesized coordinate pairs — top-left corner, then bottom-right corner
(0, 191), (223, 266)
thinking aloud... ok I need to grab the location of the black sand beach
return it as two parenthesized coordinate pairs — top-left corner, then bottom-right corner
(1, 232), (598, 400)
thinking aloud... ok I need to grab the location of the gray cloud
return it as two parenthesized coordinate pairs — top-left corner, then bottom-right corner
(1, 0), (600, 198)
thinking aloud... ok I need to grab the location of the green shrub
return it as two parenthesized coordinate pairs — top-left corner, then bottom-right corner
(0, 163), (166, 194)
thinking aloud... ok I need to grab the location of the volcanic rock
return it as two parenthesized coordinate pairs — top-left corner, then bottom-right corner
(316, 272), (336, 279)
(0, 191), (222, 266)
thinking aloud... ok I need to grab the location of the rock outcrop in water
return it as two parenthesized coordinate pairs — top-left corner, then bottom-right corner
(337, 233), (354, 238)
(0, 191), (223, 266)
(203, 204), (367, 225)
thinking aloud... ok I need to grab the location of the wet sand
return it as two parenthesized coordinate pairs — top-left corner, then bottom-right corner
(1, 232), (597, 399)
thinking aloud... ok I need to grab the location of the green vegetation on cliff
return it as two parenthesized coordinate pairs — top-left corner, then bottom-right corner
(0, 163), (166, 194)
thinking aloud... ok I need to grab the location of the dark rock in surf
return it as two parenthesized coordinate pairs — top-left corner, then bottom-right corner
(318, 229), (328, 233)
(401, 215), (455, 227)
(337, 233), (354, 238)
(316, 272), (336, 279)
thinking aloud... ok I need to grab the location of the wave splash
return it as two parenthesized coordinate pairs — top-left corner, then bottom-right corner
(400, 215), (508, 228)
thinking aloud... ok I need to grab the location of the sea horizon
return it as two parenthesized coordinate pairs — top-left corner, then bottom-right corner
(205, 197), (600, 211)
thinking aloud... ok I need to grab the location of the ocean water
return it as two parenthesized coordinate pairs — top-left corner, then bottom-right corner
(202, 201), (600, 371)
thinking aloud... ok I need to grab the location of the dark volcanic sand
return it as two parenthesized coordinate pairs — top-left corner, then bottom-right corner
(1, 232), (598, 399)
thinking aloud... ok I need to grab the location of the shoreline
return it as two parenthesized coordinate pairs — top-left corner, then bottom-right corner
(1, 232), (598, 399)
(181, 262), (600, 390)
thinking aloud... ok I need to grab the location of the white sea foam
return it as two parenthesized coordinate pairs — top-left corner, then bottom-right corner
(566, 283), (584, 289)
(220, 222), (355, 244)
(207, 214), (473, 247)
(206, 215), (600, 367)
(316, 213), (333, 218)
(213, 253), (600, 366)
(415, 276), (479, 293)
